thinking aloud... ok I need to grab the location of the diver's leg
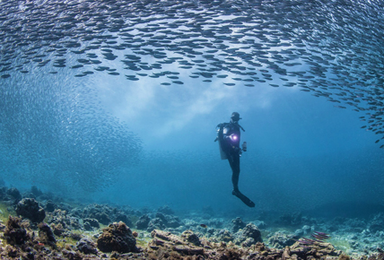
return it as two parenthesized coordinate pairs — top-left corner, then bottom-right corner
(231, 155), (240, 192)
(227, 153), (240, 192)
(228, 154), (255, 208)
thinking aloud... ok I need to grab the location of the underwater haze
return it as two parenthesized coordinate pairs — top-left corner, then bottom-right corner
(1, 0), (384, 217)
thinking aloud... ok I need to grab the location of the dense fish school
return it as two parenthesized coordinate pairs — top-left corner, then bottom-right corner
(1, 0), (384, 146)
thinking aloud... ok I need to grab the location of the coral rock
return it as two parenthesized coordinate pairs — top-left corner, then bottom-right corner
(3, 216), (29, 245)
(84, 218), (100, 231)
(290, 240), (341, 259)
(181, 230), (201, 246)
(77, 237), (98, 255)
(7, 187), (22, 202)
(157, 205), (174, 215)
(97, 221), (137, 253)
(90, 211), (111, 225)
(45, 200), (56, 212)
(216, 229), (234, 242)
(136, 214), (150, 230)
(243, 223), (262, 241)
(38, 222), (56, 246)
(268, 231), (297, 249)
(15, 198), (45, 223)
(147, 217), (165, 232)
(149, 229), (206, 257)
(231, 217), (247, 233)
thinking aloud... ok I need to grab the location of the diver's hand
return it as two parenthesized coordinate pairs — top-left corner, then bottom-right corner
(233, 146), (242, 155)
(242, 141), (247, 152)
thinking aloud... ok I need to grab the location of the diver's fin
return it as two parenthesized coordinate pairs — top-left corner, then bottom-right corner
(232, 190), (255, 208)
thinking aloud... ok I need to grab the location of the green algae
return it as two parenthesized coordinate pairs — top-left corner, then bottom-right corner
(56, 237), (78, 249)
(328, 238), (351, 252)
(136, 236), (151, 248)
(132, 229), (152, 248)
(55, 228), (96, 249)
(0, 203), (13, 222)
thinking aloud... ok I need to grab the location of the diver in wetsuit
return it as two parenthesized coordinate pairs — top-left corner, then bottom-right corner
(215, 112), (255, 208)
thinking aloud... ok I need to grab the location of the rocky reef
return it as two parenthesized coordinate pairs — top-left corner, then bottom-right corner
(147, 229), (343, 260)
(0, 185), (384, 259)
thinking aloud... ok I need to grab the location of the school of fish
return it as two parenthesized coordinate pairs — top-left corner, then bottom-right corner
(1, 0), (384, 147)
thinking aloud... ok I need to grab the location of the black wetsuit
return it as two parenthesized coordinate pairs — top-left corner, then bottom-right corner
(221, 122), (242, 193)
(216, 121), (255, 208)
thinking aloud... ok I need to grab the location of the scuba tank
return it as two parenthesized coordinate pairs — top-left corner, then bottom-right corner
(215, 123), (228, 160)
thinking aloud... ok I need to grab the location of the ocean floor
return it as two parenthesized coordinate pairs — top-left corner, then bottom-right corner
(0, 185), (384, 259)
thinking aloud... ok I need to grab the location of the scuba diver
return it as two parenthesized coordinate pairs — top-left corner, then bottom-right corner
(215, 112), (255, 208)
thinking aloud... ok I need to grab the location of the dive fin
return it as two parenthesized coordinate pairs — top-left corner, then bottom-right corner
(232, 190), (255, 208)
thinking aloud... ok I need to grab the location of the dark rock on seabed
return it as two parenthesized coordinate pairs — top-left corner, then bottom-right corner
(97, 221), (137, 253)
(136, 214), (151, 229)
(84, 217), (100, 230)
(0, 187), (22, 205)
(76, 237), (98, 255)
(231, 217), (247, 233)
(3, 216), (29, 245)
(15, 198), (46, 223)
(38, 222), (56, 247)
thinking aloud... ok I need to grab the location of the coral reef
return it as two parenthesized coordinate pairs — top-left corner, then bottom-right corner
(157, 205), (175, 215)
(46, 208), (82, 233)
(135, 208), (183, 232)
(1, 185), (384, 259)
(147, 229), (342, 260)
(80, 204), (133, 227)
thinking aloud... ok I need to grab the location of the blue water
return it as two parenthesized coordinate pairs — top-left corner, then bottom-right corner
(100, 86), (384, 214)
(1, 0), (384, 219)
(1, 70), (382, 217)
